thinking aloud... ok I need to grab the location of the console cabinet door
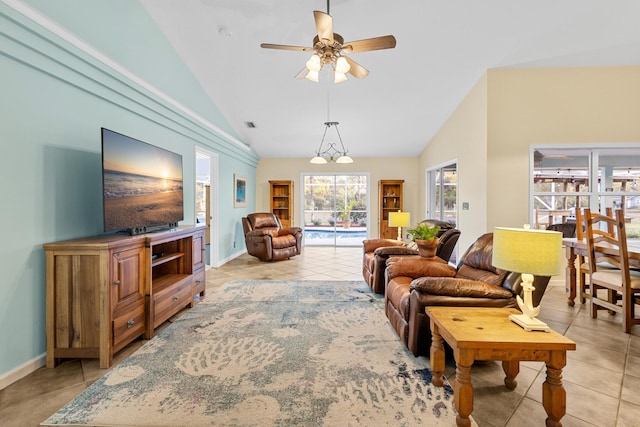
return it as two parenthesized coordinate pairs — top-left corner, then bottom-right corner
(192, 230), (205, 272)
(111, 246), (145, 315)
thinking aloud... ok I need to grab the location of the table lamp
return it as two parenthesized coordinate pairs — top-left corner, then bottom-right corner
(492, 225), (562, 332)
(388, 211), (410, 241)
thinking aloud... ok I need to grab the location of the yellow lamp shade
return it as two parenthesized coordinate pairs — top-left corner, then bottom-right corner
(388, 211), (410, 228)
(492, 227), (562, 276)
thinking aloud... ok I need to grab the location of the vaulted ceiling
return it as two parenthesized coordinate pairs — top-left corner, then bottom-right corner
(139, 0), (640, 159)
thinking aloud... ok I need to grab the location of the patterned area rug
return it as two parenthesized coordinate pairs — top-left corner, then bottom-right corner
(42, 280), (457, 426)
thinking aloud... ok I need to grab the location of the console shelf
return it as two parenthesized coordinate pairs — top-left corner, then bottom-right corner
(43, 226), (206, 368)
(151, 252), (184, 267)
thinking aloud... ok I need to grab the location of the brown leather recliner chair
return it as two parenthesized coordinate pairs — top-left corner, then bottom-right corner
(362, 220), (461, 294)
(385, 232), (551, 356)
(242, 213), (302, 262)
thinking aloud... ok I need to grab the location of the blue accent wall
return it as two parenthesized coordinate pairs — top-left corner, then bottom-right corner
(0, 1), (258, 378)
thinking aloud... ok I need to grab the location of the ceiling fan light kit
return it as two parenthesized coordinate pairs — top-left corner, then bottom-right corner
(260, 2), (396, 84)
(305, 70), (320, 83)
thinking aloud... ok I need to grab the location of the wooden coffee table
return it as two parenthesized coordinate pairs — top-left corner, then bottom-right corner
(426, 307), (576, 427)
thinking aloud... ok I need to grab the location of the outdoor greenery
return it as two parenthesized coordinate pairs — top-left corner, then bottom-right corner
(339, 200), (358, 221)
(304, 175), (367, 226)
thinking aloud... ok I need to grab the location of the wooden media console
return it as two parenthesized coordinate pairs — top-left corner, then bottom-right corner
(43, 226), (206, 368)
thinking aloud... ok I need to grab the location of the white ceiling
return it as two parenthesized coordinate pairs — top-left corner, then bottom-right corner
(139, 0), (640, 159)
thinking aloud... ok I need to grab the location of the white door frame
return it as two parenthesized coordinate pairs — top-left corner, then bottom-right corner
(195, 147), (220, 267)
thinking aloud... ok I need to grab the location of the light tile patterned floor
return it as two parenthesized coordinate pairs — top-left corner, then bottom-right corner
(1, 246), (639, 426)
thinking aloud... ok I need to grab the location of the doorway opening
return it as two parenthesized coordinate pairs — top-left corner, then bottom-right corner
(195, 147), (219, 267)
(427, 161), (458, 262)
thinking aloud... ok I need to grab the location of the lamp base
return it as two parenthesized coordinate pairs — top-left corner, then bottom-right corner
(509, 313), (550, 332)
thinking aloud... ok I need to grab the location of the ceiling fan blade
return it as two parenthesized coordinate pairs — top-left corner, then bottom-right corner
(260, 43), (314, 52)
(342, 35), (396, 53)
(294, 67), (309, 79)
(344, 56), (369, 79)
(313, 10), (334, 45)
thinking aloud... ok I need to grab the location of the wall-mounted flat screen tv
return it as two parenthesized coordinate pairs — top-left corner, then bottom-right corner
(102, 128), (184, 234)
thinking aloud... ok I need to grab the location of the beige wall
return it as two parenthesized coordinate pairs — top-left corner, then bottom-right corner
(418, 74), (489, 252)
(419, 66), (640, 252)
(487, 66), (640, 230)
(257, 157), (418, 238)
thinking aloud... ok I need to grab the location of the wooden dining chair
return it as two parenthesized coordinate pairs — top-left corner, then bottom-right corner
(576, 207), (614, 304)
(584, 208), (640, 333)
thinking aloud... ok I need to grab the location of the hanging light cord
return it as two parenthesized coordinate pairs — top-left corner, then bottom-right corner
(312, 73), (351, 162)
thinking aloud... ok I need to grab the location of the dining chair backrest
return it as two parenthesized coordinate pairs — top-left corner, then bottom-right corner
(576, 207), (613, 241)
(584, 208), (628, 275)
(584, 208), (640, 332)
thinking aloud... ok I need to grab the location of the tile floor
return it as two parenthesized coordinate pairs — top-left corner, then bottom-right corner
(1, 246), (640, 426)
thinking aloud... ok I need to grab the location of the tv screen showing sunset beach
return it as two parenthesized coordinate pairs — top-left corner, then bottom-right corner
(102, 128), (183, 232)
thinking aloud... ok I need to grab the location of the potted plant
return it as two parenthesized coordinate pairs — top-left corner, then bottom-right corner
(407, 223), (441, 257)
(339, 200), (357, 228)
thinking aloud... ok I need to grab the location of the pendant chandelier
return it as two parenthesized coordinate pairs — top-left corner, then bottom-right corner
(310, 121), (353, 164)
(310, 88), (353, 164)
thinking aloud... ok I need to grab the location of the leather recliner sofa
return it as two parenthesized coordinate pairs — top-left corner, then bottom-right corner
(384, 232), (551, 356)
(362, 219), (461, 294)
(242, 213), (303, 262)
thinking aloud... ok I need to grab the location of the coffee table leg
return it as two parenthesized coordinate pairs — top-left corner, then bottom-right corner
(502, 360), (519, 390)
(454, 349), (474, 427)
(543, 351), (567, 427)
(430, 320), (445, 387)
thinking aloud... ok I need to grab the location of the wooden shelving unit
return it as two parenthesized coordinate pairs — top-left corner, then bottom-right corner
(379, 180), (404, 239)
(269, 180), (293, 227)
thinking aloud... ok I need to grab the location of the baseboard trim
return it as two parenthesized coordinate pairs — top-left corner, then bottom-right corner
(0, 353), (46, 391)
(216, 249), (247, 267)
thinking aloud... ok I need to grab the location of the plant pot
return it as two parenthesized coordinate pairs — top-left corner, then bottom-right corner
(415, 238), (439, 258)
(342, 219), (351, 229)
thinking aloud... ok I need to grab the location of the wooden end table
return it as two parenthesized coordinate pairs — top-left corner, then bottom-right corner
(426, 307), (576, 427)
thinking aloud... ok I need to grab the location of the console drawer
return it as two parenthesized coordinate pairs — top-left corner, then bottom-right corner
(192, 269), (206, 304)
(153, 277), (191, 328)
(113, 303), (145, 351)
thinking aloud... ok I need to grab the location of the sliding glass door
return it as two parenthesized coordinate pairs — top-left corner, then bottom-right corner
(302, 174), (368, 246)
(427, 162), (458, 225)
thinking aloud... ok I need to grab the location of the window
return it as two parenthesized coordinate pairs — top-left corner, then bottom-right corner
(427, 162), (457, 225)
(532, 147), (640, 235)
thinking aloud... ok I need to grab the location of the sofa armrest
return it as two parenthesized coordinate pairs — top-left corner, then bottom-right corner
(410, 277), (515, 299)
(386, 256), (457, 280)
(363, 239), (406, 253)
(374, 246), (418, 257)
(279, 227), (302, 236)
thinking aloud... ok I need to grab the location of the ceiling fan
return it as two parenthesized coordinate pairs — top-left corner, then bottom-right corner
(260, 0), (396, 83)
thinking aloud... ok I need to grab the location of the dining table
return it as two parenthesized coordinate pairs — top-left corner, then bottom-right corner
(562, 237), (640, 306)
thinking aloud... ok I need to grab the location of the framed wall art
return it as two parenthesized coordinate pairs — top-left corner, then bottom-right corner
(234, 174), (247, 208)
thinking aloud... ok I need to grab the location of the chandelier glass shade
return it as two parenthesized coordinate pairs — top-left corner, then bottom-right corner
(310, 121), (353, 164)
